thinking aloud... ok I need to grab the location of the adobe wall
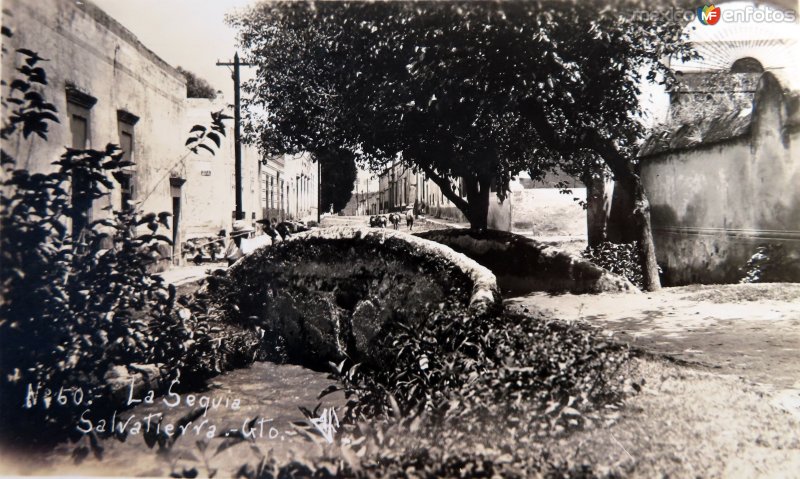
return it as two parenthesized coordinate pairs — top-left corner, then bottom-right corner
(2, 0), (187, 223)
(182, 98), (264, 240)
(641, 74), (800, 284)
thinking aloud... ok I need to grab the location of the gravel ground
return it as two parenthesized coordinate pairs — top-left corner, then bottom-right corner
(506, 284), (800, 390)
(543, 357), (800, 478)
(320, 214), (455, 233)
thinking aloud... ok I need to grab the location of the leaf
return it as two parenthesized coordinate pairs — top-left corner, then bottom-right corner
(88, 431), (104, 460)
(205, 131), (221, 148)
(196, 143), (216, 156)
(213, 436), (246, 457)
(71, 445), (89, 465)
(318, 384), (341, 399)
(9, 79), (31, 92)
(388, 393), (401, 418)
(154, 234), (174, 245)
(170, 408), (206, 447)
(189, 125), (206, 133)
(158, 212), (172, 228)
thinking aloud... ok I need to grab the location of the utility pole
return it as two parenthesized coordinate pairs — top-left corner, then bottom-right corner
(317, 160), (322, 223)
(217, 52), (253, 220)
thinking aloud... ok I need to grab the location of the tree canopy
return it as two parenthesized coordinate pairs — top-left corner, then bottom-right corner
(230, 0), (695, 289)
(176, 66), (217, 100)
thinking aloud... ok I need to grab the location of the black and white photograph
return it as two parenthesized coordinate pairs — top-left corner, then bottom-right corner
(1, 0), (799, 477)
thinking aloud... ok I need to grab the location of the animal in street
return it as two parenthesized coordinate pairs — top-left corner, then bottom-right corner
(389, 213), (401, 229)
(406, 209), (414, 230)
(369, 215), (388, 228)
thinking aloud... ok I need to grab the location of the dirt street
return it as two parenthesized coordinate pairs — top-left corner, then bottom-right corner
(506, 283), (800, 391)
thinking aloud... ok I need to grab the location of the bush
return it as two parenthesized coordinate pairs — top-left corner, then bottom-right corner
(224, 308), (636, 479)
(740, 244), (800, 283)
(0, 45), (229, 446)
(233, 450), (617, 479)
(167, 305), (635, 478)
(582, 242), (644, 289)
(176, 66), (217, 100)
(330, 307), (634, 431)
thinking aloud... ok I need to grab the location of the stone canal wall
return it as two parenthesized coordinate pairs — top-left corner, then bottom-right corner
(416, 229), (638, 295)
(217, 227), (500, 367)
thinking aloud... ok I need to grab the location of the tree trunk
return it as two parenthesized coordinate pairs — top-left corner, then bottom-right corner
(635, 183), (661, 292)
(419, 163), (492, 230)
(616, 174), (661, 291)
(464, 174), (491, 230)
(607, 177), (637, 244)
(584, 167), (609, 247)
(518, 100), (661, 290)
(583, 132), (661, 291)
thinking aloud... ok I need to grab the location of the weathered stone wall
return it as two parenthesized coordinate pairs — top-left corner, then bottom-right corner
(641, 72), (800, 284)
(2, 0), (187, 222)
(416, 229), (638, 295)
(219, 227), (500, 367)
(668, 72), (760, 125)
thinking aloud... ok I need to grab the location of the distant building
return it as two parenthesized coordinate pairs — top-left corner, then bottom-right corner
(341, 190), (379, 216)
(283, 153), (319, 222)
(262, 154), (287, 222)
(375, 161), (511, 229)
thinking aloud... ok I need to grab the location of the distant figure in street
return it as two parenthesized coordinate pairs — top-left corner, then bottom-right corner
(389, 213), (400, 230)
(276, 221), (293, 239)
(225, 220), (254, 266)
(370, 215), (386, 228)
(258, 218), (280, 242)
(212, 230), (225, 261)
(406, 208), (414, 230)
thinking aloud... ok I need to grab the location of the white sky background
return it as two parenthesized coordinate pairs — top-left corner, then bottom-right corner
(91, 0), (259, 100)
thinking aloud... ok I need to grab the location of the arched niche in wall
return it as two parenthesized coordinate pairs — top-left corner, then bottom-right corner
(730, 57), (765, 73)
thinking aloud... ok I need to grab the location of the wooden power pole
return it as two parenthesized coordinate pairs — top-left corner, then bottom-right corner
(217, 52), (252, 220)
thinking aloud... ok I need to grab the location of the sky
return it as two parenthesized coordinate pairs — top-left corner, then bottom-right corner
(91, 0), (379, 190)
(92, 0), (259, 100)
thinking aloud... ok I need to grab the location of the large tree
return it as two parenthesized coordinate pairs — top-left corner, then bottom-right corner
(230, 1), (694, 290)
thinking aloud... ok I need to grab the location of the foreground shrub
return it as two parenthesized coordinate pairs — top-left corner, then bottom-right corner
(233, 450), (619, 479)
(0, 44), (230, 447)
(206, 232), (481, 369)
(582, 242), (644, 289)
(220, 309), (636, 479)
(330, 308), (635, 433)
